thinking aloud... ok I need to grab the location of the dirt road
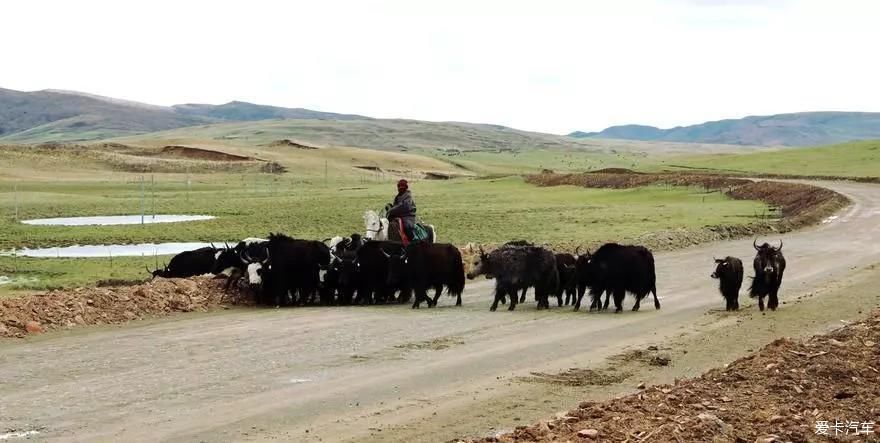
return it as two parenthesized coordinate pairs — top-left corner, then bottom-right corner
(1, 181), (879, 443)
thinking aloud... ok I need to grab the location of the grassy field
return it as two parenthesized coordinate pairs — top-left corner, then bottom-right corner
(665, 140), (880, 178)
(0, 176), (768, 293)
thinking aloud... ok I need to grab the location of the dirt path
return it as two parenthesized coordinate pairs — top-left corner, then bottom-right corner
(1, 181), (879, 443)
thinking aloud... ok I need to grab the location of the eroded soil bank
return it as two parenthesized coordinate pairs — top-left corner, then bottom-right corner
(526, 172), (850, 251)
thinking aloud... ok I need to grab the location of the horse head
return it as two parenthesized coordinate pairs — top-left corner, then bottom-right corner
(363, 209), (388, 240)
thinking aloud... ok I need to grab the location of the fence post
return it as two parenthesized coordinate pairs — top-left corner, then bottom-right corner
(140, 175), (145, 225)
(151, 174), (156, 218)
(13, 182), (19, 221)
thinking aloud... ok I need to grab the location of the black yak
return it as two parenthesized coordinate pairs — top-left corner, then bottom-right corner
(257, 234), (331, 306)
(384, 242), (465, 309)
(574, 243), (659, 313)
(711, 256), (744, 311)
(150, 246), (218, 279)
(467, 244), (558, 311)
(750, 240), (786, 311)
(555, 252), (577, 306)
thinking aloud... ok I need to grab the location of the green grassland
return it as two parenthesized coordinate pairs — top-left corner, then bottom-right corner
(0, 176), (768, 293)
(666, 140), (880, 178)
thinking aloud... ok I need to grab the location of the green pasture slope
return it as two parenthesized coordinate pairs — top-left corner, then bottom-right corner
(668, 140), (880, 178)
(0, 176), (768, 293)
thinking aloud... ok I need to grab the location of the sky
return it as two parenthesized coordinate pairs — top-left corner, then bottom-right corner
(3, 0), (880, 134)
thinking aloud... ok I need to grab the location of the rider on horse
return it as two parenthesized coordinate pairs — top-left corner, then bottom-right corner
(385, 179), (417, 244)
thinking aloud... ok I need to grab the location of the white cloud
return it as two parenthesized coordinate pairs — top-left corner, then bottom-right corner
(2, 0), (879, 133)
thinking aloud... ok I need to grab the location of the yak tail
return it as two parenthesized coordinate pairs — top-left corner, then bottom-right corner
(449, 252), (465, 297)
(747, 276), (761, 298)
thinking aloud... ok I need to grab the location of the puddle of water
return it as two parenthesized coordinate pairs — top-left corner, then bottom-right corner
(288, 378), (313, 384)
(0, 276), (39, 286)
(2, 242), (222, 258)
(21, 215), (214, 226)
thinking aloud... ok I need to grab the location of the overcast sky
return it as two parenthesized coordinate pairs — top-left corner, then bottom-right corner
(3, 0), (879, 134)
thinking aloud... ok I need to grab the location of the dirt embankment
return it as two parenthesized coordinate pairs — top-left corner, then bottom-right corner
(263, 139), (319, 150)
(666, 164), (880, 184)
(464, 310), (880, 443)
(160, 145), (254, 162)
(0, 277), (253, 338)
(526, 172), (851, 251)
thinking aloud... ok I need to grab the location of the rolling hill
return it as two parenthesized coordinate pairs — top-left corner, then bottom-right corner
(0, 87), (368, 143)
(571, 112), (880, 147)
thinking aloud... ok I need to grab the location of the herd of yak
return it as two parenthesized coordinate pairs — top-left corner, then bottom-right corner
(149, 234), (787, 313)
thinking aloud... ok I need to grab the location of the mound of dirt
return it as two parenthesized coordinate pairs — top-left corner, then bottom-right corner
(260, 161), (287, 174)
(264, 139), (318, 150)
(465, 310), (880, 443)
(161, 145), (254, 162)
(0, 276), (253, 338)
(425, 172), (454, 180)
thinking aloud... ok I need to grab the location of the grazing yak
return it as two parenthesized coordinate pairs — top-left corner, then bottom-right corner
(750, 240), (786, 311)
(467, 244), (558, 311)
(150, 246), (218, 278)
(384, 242), (465, 308)
(711, 256), (744, 311)
(574, 243), (659, 313)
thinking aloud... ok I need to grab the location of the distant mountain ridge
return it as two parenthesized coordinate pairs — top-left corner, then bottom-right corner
(0, 87), (369, 143)
(570, 112), (880, 146)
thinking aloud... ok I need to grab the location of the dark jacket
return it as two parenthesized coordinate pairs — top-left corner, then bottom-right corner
(387, 190), (416, 220)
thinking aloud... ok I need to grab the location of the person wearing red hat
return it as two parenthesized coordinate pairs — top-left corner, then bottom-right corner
(385, 179), (417, 243)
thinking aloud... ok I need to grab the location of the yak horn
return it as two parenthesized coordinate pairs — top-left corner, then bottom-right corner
(753, 239), (760, 251)
(777, 240), (783, 251)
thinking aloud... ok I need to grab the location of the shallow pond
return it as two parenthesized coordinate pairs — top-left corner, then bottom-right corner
(0, 276), (39, 285)
(3, 242), (220, 258)
(21, 215), (215, 226)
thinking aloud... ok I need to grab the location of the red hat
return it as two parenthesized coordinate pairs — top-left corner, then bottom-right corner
(397, 179), (408, 188)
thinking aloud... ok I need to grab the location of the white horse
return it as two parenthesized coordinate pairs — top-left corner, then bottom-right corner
(364, 210), (390, 241)
(363, 210), (436, 243)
